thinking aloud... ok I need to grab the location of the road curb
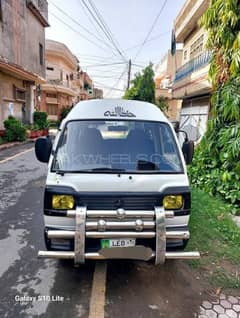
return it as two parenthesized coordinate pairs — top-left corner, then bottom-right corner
(0, 139), (35, 152)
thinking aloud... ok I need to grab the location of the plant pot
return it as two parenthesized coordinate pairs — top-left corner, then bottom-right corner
(36, 130), (41, 137)
(0, 130), (5, 137)
(42, 128), (49, 136)
(30, 131), (37, 139)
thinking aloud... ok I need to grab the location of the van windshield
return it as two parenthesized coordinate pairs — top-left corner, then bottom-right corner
(52, 120), (183, 173)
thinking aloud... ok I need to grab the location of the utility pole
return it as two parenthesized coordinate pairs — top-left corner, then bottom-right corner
(127, 59), (132, 90)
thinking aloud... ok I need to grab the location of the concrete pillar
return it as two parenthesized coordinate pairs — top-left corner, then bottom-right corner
(29, 85), (35, 124)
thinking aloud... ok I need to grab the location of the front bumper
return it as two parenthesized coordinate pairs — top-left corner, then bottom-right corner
(38, 207), (200, 264)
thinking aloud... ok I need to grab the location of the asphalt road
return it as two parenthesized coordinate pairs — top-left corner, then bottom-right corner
(0, 143), (210, 318)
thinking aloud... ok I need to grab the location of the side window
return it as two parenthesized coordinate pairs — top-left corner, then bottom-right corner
(159, 125), (181, 170)
(159, 126), (174, 154)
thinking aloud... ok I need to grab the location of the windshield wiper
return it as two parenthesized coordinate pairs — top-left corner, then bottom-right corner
(90, 167), (126, 172)
(55, 168), (126, 174)
(56, 169), (65, 176)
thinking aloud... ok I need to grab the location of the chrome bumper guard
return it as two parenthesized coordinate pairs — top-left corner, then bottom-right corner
(38, 207), (200, 265)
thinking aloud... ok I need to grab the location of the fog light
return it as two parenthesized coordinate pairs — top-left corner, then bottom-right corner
(52, 195), (74, 210)
(163, 195), (183, 210)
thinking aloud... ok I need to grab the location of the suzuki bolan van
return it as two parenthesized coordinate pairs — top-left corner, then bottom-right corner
(35, 99), (199, 265)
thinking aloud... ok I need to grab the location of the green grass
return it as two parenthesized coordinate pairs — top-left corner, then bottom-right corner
(187, 188), (240, 289)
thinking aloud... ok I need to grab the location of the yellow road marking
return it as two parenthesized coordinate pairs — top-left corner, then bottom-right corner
(0, 148), (34, 164)
(88, 262), (107, 318)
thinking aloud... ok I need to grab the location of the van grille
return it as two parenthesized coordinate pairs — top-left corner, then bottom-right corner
(76, 194), (162, 211)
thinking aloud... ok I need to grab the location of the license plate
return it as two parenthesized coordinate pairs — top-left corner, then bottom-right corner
(101, 238), (136, 248)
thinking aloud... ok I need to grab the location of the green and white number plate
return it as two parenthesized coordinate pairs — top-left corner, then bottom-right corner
(101, 238), (136, 248)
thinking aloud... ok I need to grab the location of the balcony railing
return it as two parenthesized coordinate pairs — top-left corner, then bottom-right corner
(174, 51), (212, 82)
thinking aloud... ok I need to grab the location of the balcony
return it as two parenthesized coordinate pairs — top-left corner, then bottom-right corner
(26, 0), (49, 27)
(172, 51), (212, 99)
(174, 51), (212, 82)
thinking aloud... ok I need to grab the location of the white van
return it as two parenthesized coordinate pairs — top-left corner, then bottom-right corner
(35, 99), (199, 265)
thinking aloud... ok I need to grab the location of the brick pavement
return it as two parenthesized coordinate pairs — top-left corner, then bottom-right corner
(199, 294), (240, 318)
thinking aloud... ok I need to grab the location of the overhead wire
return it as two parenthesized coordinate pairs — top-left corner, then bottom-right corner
(49, 11), (113, 54)
(48, 9), (128, 97)
(123, 30), (170, 54)
(49, 1), (170, 97)
(133, 0), (168, 61)
(94, 81), (125, 92)
(87, 0), (127, 61)
(82, 62), (126, 68)
(49, 0), (117, 55)
(77, 0), (114, 52)
(105, 65), (128, 97)
(80, 0), (127, 62)
(100, 30), (171, 66)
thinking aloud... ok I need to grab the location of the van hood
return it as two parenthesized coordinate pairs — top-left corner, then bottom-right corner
(47, 172), (189, 193)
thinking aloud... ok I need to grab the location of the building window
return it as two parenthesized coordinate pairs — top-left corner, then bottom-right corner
(13, 86), (26, 101)
(47, 104), (58, 115)
(39, 43), (44, 65)
(0, 0), (3, 22)
(190, 34), (204, 59)
(47, 66), (54, 71)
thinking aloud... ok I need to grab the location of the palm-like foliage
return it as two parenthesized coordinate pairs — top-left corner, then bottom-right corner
(200, 0), (240, 85)
(189, 0), (240, 206)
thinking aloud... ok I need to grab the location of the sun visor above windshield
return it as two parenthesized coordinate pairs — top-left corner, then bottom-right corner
(63, 99), (168, 123)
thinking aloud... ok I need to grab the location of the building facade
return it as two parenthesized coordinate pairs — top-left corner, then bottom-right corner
(79, 71), (93, 101)
(39, 39), (78, 120)
(0, 0), (49, 128)
(93, 88), (103, 99)
(155, 50), (183, 120)
(172, 0), (211, 142)
(39, 40), (99, 120)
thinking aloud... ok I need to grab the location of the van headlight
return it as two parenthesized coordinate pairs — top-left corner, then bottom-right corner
(52, 195), (75, 210)
(163, 195), (183, 210)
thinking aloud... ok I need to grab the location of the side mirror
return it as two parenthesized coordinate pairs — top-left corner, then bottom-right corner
(35, 137), (52, 163)
(182, 140), (194, 164)
(171, 121), (180, 133)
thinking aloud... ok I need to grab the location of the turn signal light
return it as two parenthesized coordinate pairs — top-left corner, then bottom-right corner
(52, 195), (75, 210)
(163, 195), (183, 210)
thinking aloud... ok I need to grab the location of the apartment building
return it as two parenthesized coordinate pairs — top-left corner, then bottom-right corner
(155, 50), (183, 120)
(39, 40), (78, 120)
(0, 0), (49, 128)
(79, 71), (93, 100)
(39, 40), (98, 120)
(172, 0), (211, 142)
(93, 87), (103, 99)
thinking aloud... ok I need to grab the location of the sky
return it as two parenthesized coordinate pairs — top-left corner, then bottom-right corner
(46, 0), (186, 98)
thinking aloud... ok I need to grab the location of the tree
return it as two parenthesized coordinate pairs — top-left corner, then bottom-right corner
(155, 96), (169, 113)
(189, 0), (240, 206)
(123, 64), (155, 104)
(200, 0), (240, 86)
